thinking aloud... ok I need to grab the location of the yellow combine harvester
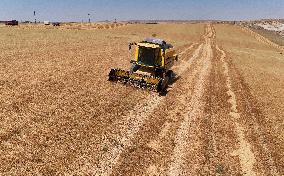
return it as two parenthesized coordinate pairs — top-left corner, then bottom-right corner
(108, 38), (178, 92)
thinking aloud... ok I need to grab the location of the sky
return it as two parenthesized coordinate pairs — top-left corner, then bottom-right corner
(0, 0), (284, 22)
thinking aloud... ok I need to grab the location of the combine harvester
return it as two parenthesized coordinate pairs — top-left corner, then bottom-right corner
(109, 38), (178, 92)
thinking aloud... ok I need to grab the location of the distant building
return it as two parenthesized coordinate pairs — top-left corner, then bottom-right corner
(44, 21), (50, 25)
(4, 20), (18, 26)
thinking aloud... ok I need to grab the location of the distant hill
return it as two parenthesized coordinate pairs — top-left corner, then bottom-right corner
(124, 20), (223, 24)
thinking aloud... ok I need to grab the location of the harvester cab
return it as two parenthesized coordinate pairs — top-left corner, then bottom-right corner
(109, 38), (178, 92)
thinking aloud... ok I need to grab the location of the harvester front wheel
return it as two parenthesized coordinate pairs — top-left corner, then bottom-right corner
(130, 63), (140, 73)
(167, 70), (174, 81)
(157, 75), (169, 92)
(162, 76), (170, 90)
(157, 70), (173, 92)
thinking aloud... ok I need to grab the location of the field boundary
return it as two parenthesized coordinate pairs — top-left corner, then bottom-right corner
(238, 25), (284, 51)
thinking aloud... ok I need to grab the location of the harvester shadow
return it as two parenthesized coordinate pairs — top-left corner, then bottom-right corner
(159, 73), (180, 96)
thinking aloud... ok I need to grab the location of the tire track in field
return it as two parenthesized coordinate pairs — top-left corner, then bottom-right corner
(171, 42), (200, 75)
(178, 43), (198, 57)
(89, 42), (204, 176)
(172, 43), (204, 76)
(174, 43), (195, 55)
(199, 43), (243, 175)
(216, 45), (257, 176)
(195, 25), (247, 175)
(231, 69), (282, 175)
(92, 93), (163, 176)
(143, 44), (206, 175)
(216, 45), (279, 175)
(167, 24), (214, 176)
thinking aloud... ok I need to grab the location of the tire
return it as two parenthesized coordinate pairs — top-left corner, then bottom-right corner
(108, 69), (117, 81)
(130, 63), (140, 73)
(166, 70), (174, 83)
(161, 76), (170, 91)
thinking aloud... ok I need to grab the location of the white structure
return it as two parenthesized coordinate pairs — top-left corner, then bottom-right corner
(44, 21), (50, 25)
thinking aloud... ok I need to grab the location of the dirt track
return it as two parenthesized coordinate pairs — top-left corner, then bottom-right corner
(0, 23), (283, 175)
